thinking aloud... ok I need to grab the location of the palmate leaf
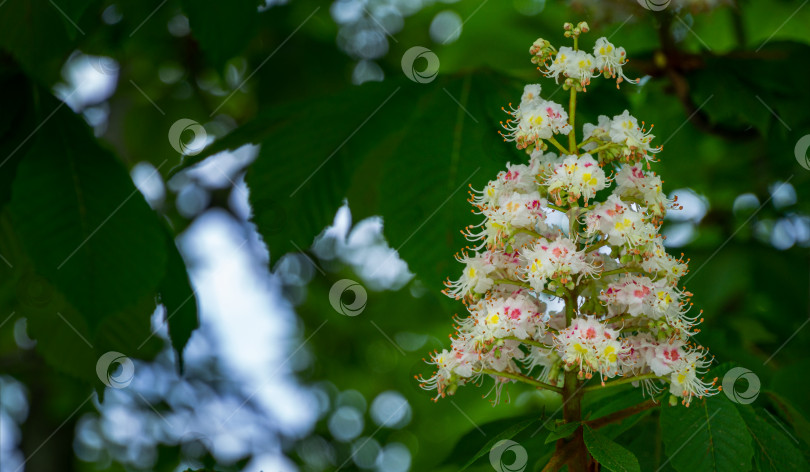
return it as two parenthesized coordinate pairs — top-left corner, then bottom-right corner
(7, 91), (198, 369)
(197, 70), (524, 289)
(9, 99), (167, 332)
(377, 73), (524, 290)
(737, 404), (810, 472)
(659, 393), (754, 472)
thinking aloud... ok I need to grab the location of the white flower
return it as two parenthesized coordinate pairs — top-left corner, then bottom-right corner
(555, 316), (628, 379)
(501, 87), (572, 150)
(639, 337), (687, 377)
(546, 47), (597, 86)
(585, 195), (657, 247)
(638, 239), (689, 285)
(609, 110), (661, 161)
(593, 37), (635, 87)
(418, 348), (468, 400)
(614, 164), (671, 217)
(520, 237), (598, 290)
(668, 349), (717, 406)
(469, 161), (538, 209)
(544, 154), (608, 205)
(444, 251), (497, 299)
(599, 274), (697, 330)
(466, 293), (546, 341)
(484, 190), (548, 230)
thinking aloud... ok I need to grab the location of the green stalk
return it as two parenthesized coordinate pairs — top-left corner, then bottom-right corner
(479, 369), (563, 394)
(582, 373), (666, 393)
(547, 136), (570, 155)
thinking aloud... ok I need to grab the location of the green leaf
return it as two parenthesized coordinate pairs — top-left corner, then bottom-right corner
(377, 72), (524, 289)
(9, 96), (168, 333)
(0, 0), (93, 84)
(764, 391), (810, 448)
(660, 394), (754, 472)
(182, 0), (259, 69)
(17, 269), (161, 386)
(459, 416), (538, 471)
(737, 405), (810, 472)
(545, 421), (580, 444)
(158, 231), (199, 369)
(0, 68), (36, 210)
(243, 79), (417, 261)
(441, 413), (540, 469)
(583, 424), (641, 472)
(195, 70), (523, 288)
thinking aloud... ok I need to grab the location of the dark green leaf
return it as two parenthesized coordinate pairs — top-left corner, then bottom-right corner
(737, 405), (810, 472)
(9, 96), (168, 332)
(158, 231), (199, 369)
(764, 391), (810, 449)
(545, 421), (580, 444)
(0, 0), (93, 84)
(244, 79), (416, 261)
(377, 72), (524, 289)
(459, 416), (538, 471)
(660, 394), (754, 472)
(583, 424), (641, 472)
(182, 0), (259, 69)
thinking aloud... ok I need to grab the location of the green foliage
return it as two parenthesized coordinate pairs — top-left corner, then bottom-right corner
(545, 421), (580, 444)
(660, 394), (754, 472)
(0, 0), (94, 84)
(583, 424), (641, 472)
(738, 404), (810, 472)
(182, 0), (259, 69)
(1, 85), (198, 387)
(0, 0), (809, 470)
(202, 71), (524, 290)
(9, 100), (166, 332)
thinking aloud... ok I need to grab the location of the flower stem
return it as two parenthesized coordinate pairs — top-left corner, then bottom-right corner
(568, 87), (577, 153)
(603, 313), (632, 325)
(479, 369), (563, 394)
(585, 239), (608, 253)
(493, 278), (531, 289)
(577, 136), (599, 149)
(515, 227), (542, 238)
(588, 142), (620, 154)
(547, 203), (568, 212)
(582, 373), (665, 393)
(546, 136), (570, 155)
(502, 336), (553, 350)
(600, 267), (650, 278)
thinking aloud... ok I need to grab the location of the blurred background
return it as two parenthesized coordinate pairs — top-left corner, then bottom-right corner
(0, 0), (809, 471)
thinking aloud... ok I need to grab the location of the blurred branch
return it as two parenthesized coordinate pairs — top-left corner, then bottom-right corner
(585, 398), (660, 429)
(655, 14), (758, 141)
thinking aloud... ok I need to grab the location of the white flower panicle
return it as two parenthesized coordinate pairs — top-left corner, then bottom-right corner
(420, 23), (717, 408)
